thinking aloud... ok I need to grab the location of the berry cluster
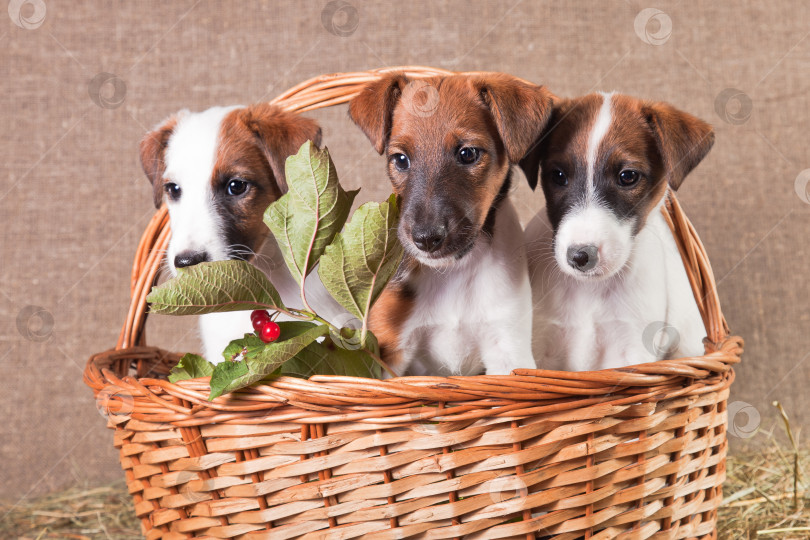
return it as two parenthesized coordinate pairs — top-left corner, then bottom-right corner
(251, 310), (281, 343)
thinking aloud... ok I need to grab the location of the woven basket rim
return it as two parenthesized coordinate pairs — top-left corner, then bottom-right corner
(85, 65), (742, 405)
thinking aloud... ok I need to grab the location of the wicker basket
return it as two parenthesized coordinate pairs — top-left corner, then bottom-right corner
(84, 66), (743, 540)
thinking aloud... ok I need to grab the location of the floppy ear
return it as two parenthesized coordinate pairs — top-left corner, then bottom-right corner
(240, 103), (322, 193)
(518, 135), (543, 191)
(642, 101), (714, 190)
(140, 112), (183, 208)
(348, 72), (408, 154)
(473, 74), (555, 175)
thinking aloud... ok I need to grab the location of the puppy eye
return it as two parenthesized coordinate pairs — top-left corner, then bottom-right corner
(457, 147), (480, 165)
(551, 169), (568, 187)
(390, 153), (410, 171)
(227, 179), (249, 196)
(618, 170), (641, 187)
(163, 182), (181, 200)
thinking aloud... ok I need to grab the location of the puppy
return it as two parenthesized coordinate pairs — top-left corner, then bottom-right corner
(140, 104), (346, 363)
(349, 73), (553, 376)
(520, 92), (714, 371)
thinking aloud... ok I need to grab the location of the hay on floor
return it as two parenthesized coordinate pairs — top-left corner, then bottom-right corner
(718, 403), (808, 540)
(0, 482), (140, 540)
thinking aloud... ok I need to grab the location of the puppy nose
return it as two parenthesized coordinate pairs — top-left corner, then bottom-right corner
(567, 244), (599, 271)
(174, 250), (210, 269)
(412, 225), (447, 253)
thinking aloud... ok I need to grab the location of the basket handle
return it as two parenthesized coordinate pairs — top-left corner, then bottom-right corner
(663, 194), (730, 347)
(116, 67), (729, 352)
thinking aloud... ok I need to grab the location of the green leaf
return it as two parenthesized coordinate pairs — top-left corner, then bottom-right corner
(168, 353), (215, 382)
(221, 333), (265, 363)
(281, 339), (381, 379)
(264, 142), (358, 285)
(208, 322), (328, 400)
(146, 260), (285, 316)
(318, 193), (403, 321)
(208, 360), (249, 398)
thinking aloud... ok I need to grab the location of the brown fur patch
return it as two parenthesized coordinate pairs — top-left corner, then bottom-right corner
(348, 73), (408, 155)
(139, 115), (178, 208)
(230, 103), (322, 193)
(640, 99), (714, 190)
(211, 104), (322, 257)
(368, 284), (414, 373)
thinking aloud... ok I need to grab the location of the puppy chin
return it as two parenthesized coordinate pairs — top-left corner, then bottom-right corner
(422, 256), (463, 269)
(405, 238), (478, 269)
(409, 248), (458, 269)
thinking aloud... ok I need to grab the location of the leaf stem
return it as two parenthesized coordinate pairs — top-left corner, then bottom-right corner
(364, 348), (397, 379)
(285, 309), (344, 339)
(299, 281), (315, 317)
(273, 306), (313, 321)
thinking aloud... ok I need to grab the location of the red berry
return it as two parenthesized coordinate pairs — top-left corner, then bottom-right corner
(250, 310), (269, 323)
(251, 310), (271, 333)
(260, 321), (281, 343)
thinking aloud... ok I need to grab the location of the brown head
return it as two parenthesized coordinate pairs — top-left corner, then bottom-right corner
(139, 103), (321, 272)
(349, 73), (554, 266)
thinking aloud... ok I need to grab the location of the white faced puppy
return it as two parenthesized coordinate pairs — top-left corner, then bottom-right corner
(349, 73), (554, 376)
(520, 92), (714, 371)
(140, 104), (345, 362)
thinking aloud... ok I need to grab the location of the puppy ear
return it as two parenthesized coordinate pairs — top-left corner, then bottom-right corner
(140, 112), (183, 208)
(348, 72), (408, 154)
(518, 137), (543, 191)
(241, 103), (322, 193)
(642, 101), (714, 190)
(474, 74), (555, 170)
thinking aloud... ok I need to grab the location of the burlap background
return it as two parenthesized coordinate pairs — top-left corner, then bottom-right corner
(1, 1), (808, 500)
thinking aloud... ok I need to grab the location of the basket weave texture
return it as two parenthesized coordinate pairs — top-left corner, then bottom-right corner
(85, 66), (743, 540)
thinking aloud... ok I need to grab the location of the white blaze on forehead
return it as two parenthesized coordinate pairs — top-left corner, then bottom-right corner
(164, 106), (238, 188)
(585, 92), (614, 203)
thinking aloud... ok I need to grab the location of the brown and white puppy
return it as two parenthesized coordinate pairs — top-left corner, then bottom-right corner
(521, 92), (714, 371)
(349, 73), (553, 375)
(141, 104), (346, 362)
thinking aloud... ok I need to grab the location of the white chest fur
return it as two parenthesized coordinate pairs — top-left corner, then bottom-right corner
(525, 207), (705, 371)
(398, 200), (536, 376)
